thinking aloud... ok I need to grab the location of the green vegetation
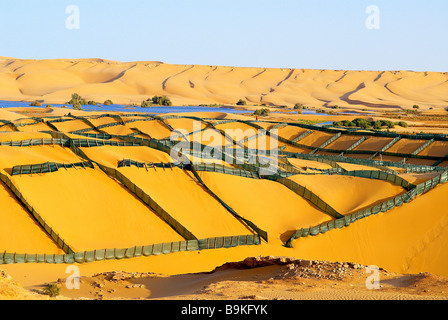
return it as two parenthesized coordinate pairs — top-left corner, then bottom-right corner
(45, 104), (52, 108)
(141, 100), (151, 108)
(333, 118), (407, 130)
(72, 102), (83, 110)
(87, 101), (97, 105)
(413, 105), (420, 109)
(30, 101), (42, 107)
(103, 99), (114, 106)
(68, 93), (88, 105)
(42, 283), (59, 298)
(253, 108), (270, 116)
(236, 99), (247, 106)
(148, 96), (172, 106)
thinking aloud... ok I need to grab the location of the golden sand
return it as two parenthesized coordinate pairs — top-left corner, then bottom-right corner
(127, 120), (172, 140)
(198, 172), (333, 245)
(290, 181), (448, 276)
(0, 180), (63, 254)
(287, 174), (406, 215)
(118, 167), (252, 239)
(287, 158), (333, 170)
(0, 146), (81, 171)
(12, 168), (184, 252)
(80, 145), (172, 168)
(2, 58), (447, 110)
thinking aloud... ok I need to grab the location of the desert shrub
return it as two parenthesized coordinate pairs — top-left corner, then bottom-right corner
(45, 104), (52, 108)
(253, 108), (269, 116)
(141, 100), (151, 108)
(352, 118), (371, 129)
(87, 101), (97, 105)
(103, 100), (113, 106)
(413, 105), (420, 109)
(373, 121), (383, 130)
(150, 96), (172, 106)
(30, 101), (42, 107)
(42, 284), (59, 298)
(73, 102), (83, 110)
(236, 99), (247, 106)
(397, 121), (408, 128)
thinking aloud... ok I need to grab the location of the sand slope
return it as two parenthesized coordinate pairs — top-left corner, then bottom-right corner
(290, 182), (448, 276)
(12, 168), (184, 252)
(1, 57), (447, 110)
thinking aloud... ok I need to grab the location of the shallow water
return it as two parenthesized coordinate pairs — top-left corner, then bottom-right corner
(0, 100), (250, 114)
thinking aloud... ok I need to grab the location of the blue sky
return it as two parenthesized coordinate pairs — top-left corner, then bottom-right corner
(0, 0), (447, 71)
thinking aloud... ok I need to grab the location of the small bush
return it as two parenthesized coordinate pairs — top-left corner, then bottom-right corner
(150, 96), (172, 106)
(141, 100), (151, 108)
(87, 101), (97, 105)
(253, 108), (269, 116)
(30, 101), (42, 107)
(42, 283), (59, 298)
(397, 121), (408, 128)
(413, 105), (420, 109)
(236, 99), (247, 106)
(103, 100), (113, 106)
(45, 104), (52, 108)
(73, 102), (83, 110)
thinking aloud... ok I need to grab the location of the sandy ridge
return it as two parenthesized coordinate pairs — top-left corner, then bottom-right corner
(1, 57), (447, 110)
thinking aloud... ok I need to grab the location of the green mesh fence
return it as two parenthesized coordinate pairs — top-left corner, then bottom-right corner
(309, 132), (342, 155)
(275, 177), (344, 220)
(68, 143), (199, 241)
(118, 159), (185, 170)
(189, 166), (268, 242)
(285, 170), (448, 247)
(11, 161), (93, 176)
(329, 170), (416, 190)
(0, 138), (68, 147)
(284, 150), (445, 173)
(0, 234), (260, 265)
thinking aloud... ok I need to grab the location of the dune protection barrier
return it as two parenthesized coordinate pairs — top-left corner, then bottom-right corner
(285, 170), (448, 247)
(189, 165), (269, 242)
(0, 234), (261, 265)
(115, 159), (268, 242)
(67, 142), (199, 242)
(10, 161), (93, 176)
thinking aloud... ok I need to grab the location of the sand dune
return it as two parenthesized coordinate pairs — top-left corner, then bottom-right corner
(287, 175), (406, 215)
(13, 168), (184, 252)
(0, 179), (63, 254)
(1, 57), (447, 110)
(198, 172), (333, 245)
(290, 181), (448, 276)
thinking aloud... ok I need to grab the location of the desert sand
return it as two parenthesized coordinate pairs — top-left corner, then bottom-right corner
(0, 58), (448, 302)
(1, 57), (448, 110)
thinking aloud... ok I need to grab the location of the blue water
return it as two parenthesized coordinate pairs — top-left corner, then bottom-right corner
(0, 100), (250, 114)
(0, 100), (370, 117)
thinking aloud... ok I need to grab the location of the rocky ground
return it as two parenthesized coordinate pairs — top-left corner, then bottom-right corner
(2, 256), (448, 300)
